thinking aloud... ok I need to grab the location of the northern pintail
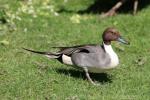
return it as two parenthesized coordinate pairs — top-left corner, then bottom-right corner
(23, 27), (129, 85)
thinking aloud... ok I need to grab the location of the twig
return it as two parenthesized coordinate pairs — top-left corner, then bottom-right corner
(133, 0), (138, 15)
(101, 0), (126, 18)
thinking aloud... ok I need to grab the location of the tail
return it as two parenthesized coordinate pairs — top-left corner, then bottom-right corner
(22, 48), (61, 59)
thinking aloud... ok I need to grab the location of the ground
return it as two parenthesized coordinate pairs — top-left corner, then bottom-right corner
(0, 0), (150, 99)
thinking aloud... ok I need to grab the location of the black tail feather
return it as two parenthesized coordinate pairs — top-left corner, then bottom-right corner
(22, 48), (61, 58)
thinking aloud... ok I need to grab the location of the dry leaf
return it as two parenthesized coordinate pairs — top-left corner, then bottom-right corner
(0, 40), (9, 46)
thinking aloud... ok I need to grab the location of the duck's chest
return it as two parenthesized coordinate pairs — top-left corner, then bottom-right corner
(108, 52), (119, 67)
(103, 44), (119, 68)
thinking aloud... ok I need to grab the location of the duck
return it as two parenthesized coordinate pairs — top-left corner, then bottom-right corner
(23, 27), (129, 85)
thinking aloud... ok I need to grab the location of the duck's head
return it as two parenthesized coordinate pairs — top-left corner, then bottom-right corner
(102, 27), (130, 45)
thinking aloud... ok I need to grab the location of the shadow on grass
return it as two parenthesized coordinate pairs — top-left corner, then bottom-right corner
(58, 0), (150, 14)
(55, 68), (112, 84)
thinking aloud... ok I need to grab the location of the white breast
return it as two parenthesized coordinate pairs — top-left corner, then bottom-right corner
(103, 43), (119, 68)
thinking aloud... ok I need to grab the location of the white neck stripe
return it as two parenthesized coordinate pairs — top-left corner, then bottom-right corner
(103, 42), (119, 67)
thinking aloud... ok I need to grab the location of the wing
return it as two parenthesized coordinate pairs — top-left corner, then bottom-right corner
(52, 44), (98, 56)
(52, 44), (96, 50)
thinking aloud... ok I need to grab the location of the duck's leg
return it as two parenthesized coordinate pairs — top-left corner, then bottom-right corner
(133, 0), (138, 15)
(101, 0), (126, 18)
(83, 67), (95, 85)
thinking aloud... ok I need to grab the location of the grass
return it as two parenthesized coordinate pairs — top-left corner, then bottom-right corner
(0, 0), (150, 99)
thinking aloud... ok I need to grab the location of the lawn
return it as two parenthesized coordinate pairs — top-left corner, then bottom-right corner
(0, 0), (150, 99)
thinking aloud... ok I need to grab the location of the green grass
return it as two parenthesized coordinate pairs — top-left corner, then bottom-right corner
(0, 0), (150, 99)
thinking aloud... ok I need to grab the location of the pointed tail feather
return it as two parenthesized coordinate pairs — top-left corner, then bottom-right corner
(22, 48), (61, 59)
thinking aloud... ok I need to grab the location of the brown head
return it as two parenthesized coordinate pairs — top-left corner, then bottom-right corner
(102, 27), (129, 45)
